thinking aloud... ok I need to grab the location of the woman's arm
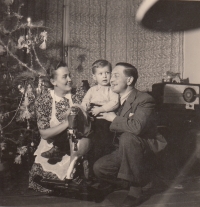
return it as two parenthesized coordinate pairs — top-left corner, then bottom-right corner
(39, 120), (69, 140)
(35, 90), (70, 141)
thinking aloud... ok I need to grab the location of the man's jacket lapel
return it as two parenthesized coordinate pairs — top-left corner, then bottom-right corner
(120, 89), (137, 117)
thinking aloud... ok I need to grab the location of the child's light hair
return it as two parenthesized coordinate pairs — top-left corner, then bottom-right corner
(92, 59), (112, 74)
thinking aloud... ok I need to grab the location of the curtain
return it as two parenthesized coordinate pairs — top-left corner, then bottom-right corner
(67, 0), (183, 91)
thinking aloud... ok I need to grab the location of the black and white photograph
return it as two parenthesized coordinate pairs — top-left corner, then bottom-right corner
(0, 0), (200, 206)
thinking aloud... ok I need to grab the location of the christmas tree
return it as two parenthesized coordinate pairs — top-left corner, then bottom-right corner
(0, 0), (50, 170)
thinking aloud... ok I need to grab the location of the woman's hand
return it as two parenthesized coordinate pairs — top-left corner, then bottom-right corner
(86, 103), (91, 111)
(40, 119), (69, 140)
(61, 108), (71, 121)
(96, 112), (117, 122)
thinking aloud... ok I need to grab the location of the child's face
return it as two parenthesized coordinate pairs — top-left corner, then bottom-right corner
(93, 66), (111, 86)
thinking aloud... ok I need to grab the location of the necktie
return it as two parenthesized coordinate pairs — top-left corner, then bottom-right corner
(117, 101), (126, 116)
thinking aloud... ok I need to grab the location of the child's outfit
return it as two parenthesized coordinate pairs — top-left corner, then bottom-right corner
(81, 84), (119, 163)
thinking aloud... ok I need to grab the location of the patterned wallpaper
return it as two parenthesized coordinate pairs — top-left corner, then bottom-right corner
(67, 0), (184, 91)
(24, 0), (184, 91)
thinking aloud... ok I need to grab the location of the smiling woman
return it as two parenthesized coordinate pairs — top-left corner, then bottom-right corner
(28, 61), (88, 193)
(49, 62), (73, 97)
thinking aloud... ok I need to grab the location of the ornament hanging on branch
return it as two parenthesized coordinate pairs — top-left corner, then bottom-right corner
(0, 2), (48, 75)
(16, 18), (48, 54)
(17, 35), (25, 49)
(39, 30), (47, 50)
(2, 0), (14, 15)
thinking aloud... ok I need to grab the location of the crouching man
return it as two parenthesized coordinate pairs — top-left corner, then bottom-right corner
(93, 62), (157, 206)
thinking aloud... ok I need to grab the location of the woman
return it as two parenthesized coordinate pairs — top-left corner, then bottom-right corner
(29, 62), (87, 193)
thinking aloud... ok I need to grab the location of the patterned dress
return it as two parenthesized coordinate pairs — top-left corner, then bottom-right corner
(29, 87), (86, 193)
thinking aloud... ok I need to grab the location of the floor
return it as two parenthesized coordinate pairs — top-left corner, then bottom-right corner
(1, 172), (200, 207)
(1, 141), (200, 207)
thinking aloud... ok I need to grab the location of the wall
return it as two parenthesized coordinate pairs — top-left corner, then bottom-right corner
(184, 29), (200, 84)
(66, 0), (184, 91)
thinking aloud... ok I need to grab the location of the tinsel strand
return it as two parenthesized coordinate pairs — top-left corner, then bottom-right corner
(0, 39), (44, 76)
(32, 44), (47, 73)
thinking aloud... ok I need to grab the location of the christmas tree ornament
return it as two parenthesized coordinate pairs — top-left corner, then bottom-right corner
(14, 154), (21, 164)
(17, 36), (25, 49)
(18, 84), (25, 94)
(14, 147), (28, 164)
(3, 74), (7, 79)
(0, 0), (49, 169)
(36, 77), (42, 96)
(39, 30), (47, 50)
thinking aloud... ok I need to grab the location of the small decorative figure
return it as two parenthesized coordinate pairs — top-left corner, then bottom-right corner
(14, 146), (27, 164)
(162, 71), (181, 83)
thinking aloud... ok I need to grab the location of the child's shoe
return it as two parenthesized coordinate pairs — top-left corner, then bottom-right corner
(41, 146), (65, 159)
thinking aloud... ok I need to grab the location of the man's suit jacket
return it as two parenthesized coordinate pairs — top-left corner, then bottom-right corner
(110, 88), (157, 140)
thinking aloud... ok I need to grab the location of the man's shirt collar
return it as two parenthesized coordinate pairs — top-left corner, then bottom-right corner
(120, 89), (133, 105)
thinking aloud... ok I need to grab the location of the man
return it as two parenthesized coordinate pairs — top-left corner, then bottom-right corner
(93, 62), (157, 206)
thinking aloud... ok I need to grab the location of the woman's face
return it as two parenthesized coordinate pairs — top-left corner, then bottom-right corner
(52, 66), (72, 92)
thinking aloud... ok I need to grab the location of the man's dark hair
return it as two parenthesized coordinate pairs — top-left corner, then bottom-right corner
(116, 62), (138, 86)
(92, 59), (112, 74)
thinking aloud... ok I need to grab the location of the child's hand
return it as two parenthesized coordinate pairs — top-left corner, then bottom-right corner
(91, 107), (102, 116)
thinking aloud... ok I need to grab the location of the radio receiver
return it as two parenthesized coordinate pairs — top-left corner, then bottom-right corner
(152, 83), (200, 110)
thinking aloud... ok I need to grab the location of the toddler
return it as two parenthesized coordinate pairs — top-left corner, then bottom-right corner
(81, 59), (119, 163)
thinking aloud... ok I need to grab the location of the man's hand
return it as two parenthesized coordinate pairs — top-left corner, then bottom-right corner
(96, 112), (117, 122)
(91, 106), (102, 116)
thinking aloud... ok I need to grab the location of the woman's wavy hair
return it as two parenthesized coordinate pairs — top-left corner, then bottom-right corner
(47, 61), (68, 89)
(49, 61), (67, 79)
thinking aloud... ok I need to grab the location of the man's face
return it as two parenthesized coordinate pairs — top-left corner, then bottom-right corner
(110, 65), (128, 95)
